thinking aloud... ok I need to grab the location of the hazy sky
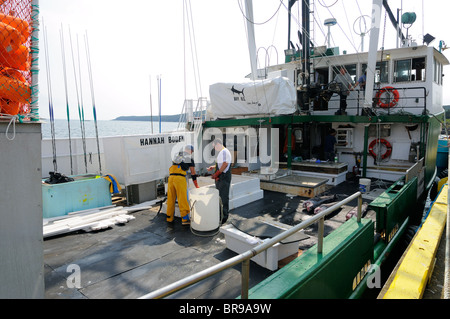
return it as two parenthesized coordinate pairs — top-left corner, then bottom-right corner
(38, 0), (450, 120)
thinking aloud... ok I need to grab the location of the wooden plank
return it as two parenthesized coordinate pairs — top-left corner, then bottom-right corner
(260, 177), (327, 198)
(278, 161), (348, 174)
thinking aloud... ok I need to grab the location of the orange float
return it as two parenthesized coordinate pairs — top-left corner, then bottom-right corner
(0, 98), (20, 115)
(0, 13), (31, 115)
(0, 44), (30, 70)
(0, 67), (30, 105)
(0, 21), (25, 53)
(0, 13), (30, 41)
(1, 67), (26, 82)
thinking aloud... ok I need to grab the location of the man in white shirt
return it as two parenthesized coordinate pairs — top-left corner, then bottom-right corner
(207, 138), (232, 224)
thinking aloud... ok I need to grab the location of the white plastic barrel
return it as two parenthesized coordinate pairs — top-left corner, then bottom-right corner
(189, 187), (220, 232)
(359, 178), (371, 193)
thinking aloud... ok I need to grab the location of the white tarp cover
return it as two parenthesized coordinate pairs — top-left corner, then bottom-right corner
(209, 76), (296, 118)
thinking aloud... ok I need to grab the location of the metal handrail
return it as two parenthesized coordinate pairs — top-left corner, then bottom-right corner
(139, 191), (363, 299)
(308, 86), (428, 115)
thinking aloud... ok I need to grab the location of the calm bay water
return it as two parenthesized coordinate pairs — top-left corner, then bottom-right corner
(42, 119), (180, 139)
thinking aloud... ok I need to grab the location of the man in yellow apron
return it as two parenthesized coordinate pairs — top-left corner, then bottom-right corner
(166, 145), (199, 225)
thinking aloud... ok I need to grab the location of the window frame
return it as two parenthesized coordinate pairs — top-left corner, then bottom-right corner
(394, 57), (426, 83)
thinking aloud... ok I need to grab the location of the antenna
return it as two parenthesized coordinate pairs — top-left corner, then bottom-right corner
(353, 15), (371, 52)
(324, 18), (337, 48)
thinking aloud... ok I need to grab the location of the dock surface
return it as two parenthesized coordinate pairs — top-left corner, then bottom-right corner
(379, 184), (448, 299)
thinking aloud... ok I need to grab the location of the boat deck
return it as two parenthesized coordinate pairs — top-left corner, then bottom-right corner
(43, 175), (374, 299)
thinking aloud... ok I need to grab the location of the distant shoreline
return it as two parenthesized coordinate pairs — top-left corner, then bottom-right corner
(48, 113), (198, 122)
(113, 115), (180, 122)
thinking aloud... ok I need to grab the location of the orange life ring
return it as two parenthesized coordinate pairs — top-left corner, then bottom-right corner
(368, 138), (392, 160)
(0, 44), (30, 70)
(376, 86), (399, 108)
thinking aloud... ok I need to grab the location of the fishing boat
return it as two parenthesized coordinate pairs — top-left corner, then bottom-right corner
(1, 0), (449, 301)
(141, 0), (450, 299)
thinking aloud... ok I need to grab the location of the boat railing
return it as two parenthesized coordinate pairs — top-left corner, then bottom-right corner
(307, 86), (428, 116)
(177, 98), (208, 131)
(176, 100), (190, 131)
(361, 86), (427, 115)
(138, 191), (364, 299)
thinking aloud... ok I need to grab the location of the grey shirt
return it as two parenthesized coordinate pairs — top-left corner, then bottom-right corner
(334, 72), (353, 95)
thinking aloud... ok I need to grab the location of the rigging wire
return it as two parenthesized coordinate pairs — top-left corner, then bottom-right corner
(184, 0), (202, 99)
(238, 1), (278, 118)
(42, 19), (57, 173)
(76, 35), (88, 173)
(84, 30), (102, 175)
(318, 0), (338, 8)
(237, 0), (283, 25)
(277, 0), (386, 116)
(355, 0), (364, 18)
(68, 27), (88, 173)
(60, 25), (74, 175)
(341, 0), (356, 51)
(279, 0), (358, 77)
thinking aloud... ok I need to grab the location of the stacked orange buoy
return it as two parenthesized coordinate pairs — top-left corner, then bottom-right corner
(0, 12), (31, 115)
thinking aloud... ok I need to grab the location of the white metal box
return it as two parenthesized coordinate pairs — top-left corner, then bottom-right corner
(220, 223), (300, 271)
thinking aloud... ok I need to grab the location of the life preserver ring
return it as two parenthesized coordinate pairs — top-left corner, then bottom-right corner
(376, 86), (399, 108)
(368, 138), (392, 160)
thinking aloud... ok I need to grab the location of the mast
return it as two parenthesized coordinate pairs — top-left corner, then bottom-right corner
(287, 0), (297, 50)
(244, 0), (258, 80)
(364, 0), (383, 109)
(301, 0), (311, 86)
(382, 0), (405, 47)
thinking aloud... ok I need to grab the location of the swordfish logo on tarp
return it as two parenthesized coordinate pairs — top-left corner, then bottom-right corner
(230, 85), (245, 101)
(209, 77), (296, 117)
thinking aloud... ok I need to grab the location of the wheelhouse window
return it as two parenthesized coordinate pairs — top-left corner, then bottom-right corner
(362, 61), (389, 83)
(394, 57), (426, 82)
(434, 57), (443, 85)
(314, 67), (329, 84)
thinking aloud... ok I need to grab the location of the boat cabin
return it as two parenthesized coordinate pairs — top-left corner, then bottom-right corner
(265, 44), (448, 116)
(203, 45), (448, 186)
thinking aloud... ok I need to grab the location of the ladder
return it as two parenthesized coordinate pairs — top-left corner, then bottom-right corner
(176, 97), (209, 132)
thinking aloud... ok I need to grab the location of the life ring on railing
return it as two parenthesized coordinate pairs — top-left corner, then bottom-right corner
(376, 86), (399, 108)
(368, 138), (392, 160)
